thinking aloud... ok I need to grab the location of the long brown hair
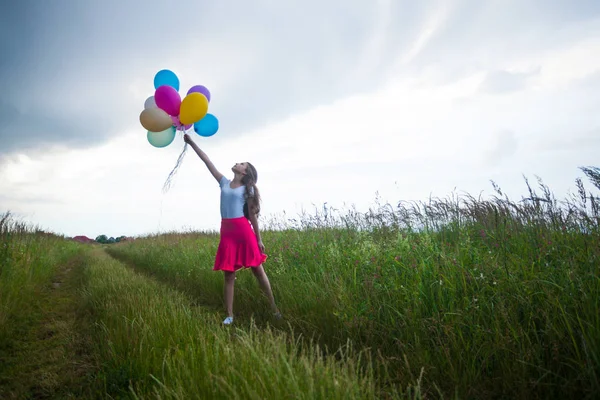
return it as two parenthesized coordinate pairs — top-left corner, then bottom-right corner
(242, 162), (261, 219)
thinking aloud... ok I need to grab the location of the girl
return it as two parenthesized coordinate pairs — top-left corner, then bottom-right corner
(183, 133), (281, 325)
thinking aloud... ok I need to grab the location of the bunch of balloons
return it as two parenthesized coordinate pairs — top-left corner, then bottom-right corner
(140, 69), (220, 148)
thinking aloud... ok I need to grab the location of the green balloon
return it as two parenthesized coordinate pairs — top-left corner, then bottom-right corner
(147, 126), (176, 148)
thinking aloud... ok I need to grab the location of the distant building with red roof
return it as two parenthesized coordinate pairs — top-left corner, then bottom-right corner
(72, 235), (96, 244)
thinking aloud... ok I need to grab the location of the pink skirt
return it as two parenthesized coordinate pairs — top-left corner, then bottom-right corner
(213, 217), (268, 272)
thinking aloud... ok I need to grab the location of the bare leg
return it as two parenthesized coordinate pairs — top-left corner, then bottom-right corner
(251, 264), (279, 314)
(224, 271), (236, 318)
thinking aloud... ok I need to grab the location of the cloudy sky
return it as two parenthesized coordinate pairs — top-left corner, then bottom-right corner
(1, 0), (599, 238)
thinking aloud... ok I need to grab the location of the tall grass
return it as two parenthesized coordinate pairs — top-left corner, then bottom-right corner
(81, 249), (404, 399)
(0, 212), (83, 345)
(109, 172), (600, 398)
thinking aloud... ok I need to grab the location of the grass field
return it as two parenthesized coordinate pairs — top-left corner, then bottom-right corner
(1, 171), (598, 399)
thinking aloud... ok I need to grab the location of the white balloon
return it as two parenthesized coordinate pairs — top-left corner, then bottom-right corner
(144, 96), (157, 109)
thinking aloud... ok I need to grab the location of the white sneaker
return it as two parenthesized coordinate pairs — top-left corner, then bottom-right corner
(223, 316), (234, 325)
(274, 312), (282, 320)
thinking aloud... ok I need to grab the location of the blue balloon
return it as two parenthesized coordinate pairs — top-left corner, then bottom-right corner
(194, 114), (219, 137)
(154, 69), (179, 91)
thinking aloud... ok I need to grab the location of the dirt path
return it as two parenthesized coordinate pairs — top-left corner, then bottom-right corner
(0, 255), (97, 399)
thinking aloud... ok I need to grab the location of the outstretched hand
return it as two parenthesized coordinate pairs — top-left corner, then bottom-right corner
(184, 133), (193, 145)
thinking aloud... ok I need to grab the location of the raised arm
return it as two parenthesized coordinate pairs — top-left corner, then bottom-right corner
(183, 134), (223, 183)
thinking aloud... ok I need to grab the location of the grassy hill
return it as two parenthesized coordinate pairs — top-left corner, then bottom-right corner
(1, 171), (598, 399)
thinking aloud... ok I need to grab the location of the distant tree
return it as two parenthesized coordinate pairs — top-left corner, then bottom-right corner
(108, 237), (116, 244)
(116, 236), (127, 242)
(95, 234), (108, 244)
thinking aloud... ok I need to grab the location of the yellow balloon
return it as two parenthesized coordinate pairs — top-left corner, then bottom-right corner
(179, 92), (209, 125)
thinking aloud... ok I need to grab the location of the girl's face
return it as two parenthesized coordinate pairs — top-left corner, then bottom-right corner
(232, 162), (248, 175)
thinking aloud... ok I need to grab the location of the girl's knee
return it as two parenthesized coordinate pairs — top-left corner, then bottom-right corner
(224, 271), (236, 283)
(251, 265), (264, 276)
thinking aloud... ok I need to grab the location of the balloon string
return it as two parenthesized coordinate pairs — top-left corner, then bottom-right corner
(162, 133), (188, 194)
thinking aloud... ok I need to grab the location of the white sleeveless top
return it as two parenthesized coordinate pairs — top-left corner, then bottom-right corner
(219, 176), (251, 219)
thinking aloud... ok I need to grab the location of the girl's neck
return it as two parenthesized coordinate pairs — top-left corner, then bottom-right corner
(232, 174), (244, 184)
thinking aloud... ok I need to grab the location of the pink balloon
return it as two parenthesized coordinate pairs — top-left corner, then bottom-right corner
(170, 116), (192, 131)
(155, 85), (181, 116)
(171, 115), (182, 127)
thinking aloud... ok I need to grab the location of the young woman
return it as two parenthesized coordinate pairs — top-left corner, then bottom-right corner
(184, 133), (281, 325)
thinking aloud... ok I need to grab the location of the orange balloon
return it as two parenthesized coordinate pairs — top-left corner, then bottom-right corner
(179, 93), (209, 125)
(140, 108), (172, 132)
